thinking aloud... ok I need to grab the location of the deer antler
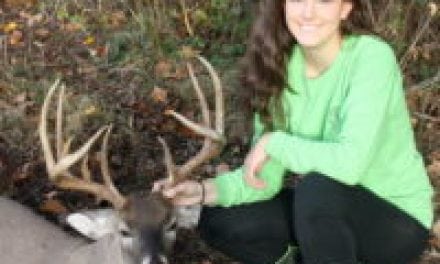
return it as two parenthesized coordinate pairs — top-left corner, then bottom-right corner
(160, 55), (226, 185)
(39, 79), (126, 209)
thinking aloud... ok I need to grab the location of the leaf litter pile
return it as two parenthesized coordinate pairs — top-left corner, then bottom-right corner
(0, 1), (439, 263)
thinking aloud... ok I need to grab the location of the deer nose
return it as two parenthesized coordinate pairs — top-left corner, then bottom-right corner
(141, 254), (168, 264)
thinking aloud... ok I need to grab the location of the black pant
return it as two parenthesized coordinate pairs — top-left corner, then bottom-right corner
(198, 173), (429, 264)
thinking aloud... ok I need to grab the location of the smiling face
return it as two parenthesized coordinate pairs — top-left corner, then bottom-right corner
(285, 0), (353, 49)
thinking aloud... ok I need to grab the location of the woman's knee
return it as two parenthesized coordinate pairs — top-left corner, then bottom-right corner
(295, 173), (351, 218)
(198, 207), (235, 244)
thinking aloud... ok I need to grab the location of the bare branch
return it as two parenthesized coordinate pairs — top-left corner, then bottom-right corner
(413, 112), (440, 123)
(400, 6), (436, 70)
(408, 70), (440, 91)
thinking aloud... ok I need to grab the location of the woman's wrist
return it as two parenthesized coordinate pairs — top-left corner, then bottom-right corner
(199, 179), (217, 206)
(197, 179), (206, 205)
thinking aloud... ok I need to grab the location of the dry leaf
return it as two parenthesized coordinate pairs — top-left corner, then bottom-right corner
(428, 160), (440, 178)
(34, 28), (50, 39)
(193, 9), (209, 24)
(39, 199), (68, 214)
(173, 65), (188, 80)
(433, 220), (440, 240)
(63, 22), (82, 32)
(27, 13), (43, 27)
(9, 30), (23, 45)
(13, 92), (27, 103)
(179, 45), (199, 59)
(3, 22), (18, 33)
(84, 105), (99, 116)
(155, 60), (173, 78)
(110, 11), (127, 27)
(95, 45), (109, 57)
(78, 64), (98, 77)
(5, 0), (37, 8)
(19, 11), (43, 27)
(150, 86), (168, 103)
(83, 35), (96, 46)
(429, 2), (438, 17)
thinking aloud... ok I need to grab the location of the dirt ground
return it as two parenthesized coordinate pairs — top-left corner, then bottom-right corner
(0, 1), (439, 263)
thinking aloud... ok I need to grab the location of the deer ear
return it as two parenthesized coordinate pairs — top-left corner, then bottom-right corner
(66, 212), (100, 240)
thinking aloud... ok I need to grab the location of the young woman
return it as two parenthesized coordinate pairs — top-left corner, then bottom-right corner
(155, 0), (434, 263)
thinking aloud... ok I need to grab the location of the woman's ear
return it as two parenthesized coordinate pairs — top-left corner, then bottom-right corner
(341, 1), (354, 20)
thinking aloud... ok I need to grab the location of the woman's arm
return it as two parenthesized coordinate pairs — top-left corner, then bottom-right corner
(260, 41), (402, 186)
(156, 114), (287, 207)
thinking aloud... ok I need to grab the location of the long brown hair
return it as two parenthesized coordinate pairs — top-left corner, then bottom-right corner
(240, 0), (375, 131)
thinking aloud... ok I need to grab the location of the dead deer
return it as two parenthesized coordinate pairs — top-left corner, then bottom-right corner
(34, 55), (225, 264)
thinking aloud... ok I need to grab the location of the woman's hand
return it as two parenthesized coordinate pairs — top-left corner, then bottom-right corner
(152, 179), (203, 206)
(244, 133), (272, 189)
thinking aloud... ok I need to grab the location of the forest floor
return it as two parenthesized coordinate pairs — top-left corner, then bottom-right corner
(0, 1), (439, 263)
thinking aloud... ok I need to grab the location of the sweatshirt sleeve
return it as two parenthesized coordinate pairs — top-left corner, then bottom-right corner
(265, 41), (400, 186)
(213, 114), (287, 207)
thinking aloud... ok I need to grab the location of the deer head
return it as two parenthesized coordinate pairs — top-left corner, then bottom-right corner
(38, 56), (225, 264)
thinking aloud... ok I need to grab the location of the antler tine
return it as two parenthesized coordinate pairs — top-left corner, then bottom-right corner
(157, 136), (176, 184)
(196, 55), (224, 136)
(165, 57), (225, 143)
(56, 83), (65, 160)
(40, 79), (107, 178)
(39, 79), (126, 209)
(160, 56), (226, 182)
(39, 78), (61, 176)
(187, 62), (210, 127)
(99, 124), (126, 208)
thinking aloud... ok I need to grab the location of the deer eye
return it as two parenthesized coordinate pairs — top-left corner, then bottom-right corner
(120, 229), (132, 237)
(165, 220), (177, 231)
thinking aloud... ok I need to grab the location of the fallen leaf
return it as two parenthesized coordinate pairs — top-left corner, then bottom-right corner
(150, 86), (168, 103)
(83, 35), (96, 46)
(63, 22), (82, 32)
(9, 30), (23, 45)
(179, 45), (199, 59)
(173, 65), (188, 79)
(110, 11), (127, 27)
(26, 13), (43, 27)
(5, 0), (37, 8)
(428, 160), (440, 178)
(155, 60), (173, 78)
(429, 2), (438, 17)
(78, 64), (98, 77)
(13, 92), (27, 103)
(84, 105), (99, 116)
(95, 45), (109, 58)
(12, 162), (34, 181)
(39, 198), (68, 214)
(3, 22), (18, 33)
(193, 9), (209, 24)
(34, 28), (50, 39)
(433, 220), (440, 240)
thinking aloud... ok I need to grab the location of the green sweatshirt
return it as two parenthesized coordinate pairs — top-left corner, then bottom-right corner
(213, 35), (434, 229)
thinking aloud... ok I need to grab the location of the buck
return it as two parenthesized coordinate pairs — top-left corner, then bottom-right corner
(0, 55), (225, 264)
